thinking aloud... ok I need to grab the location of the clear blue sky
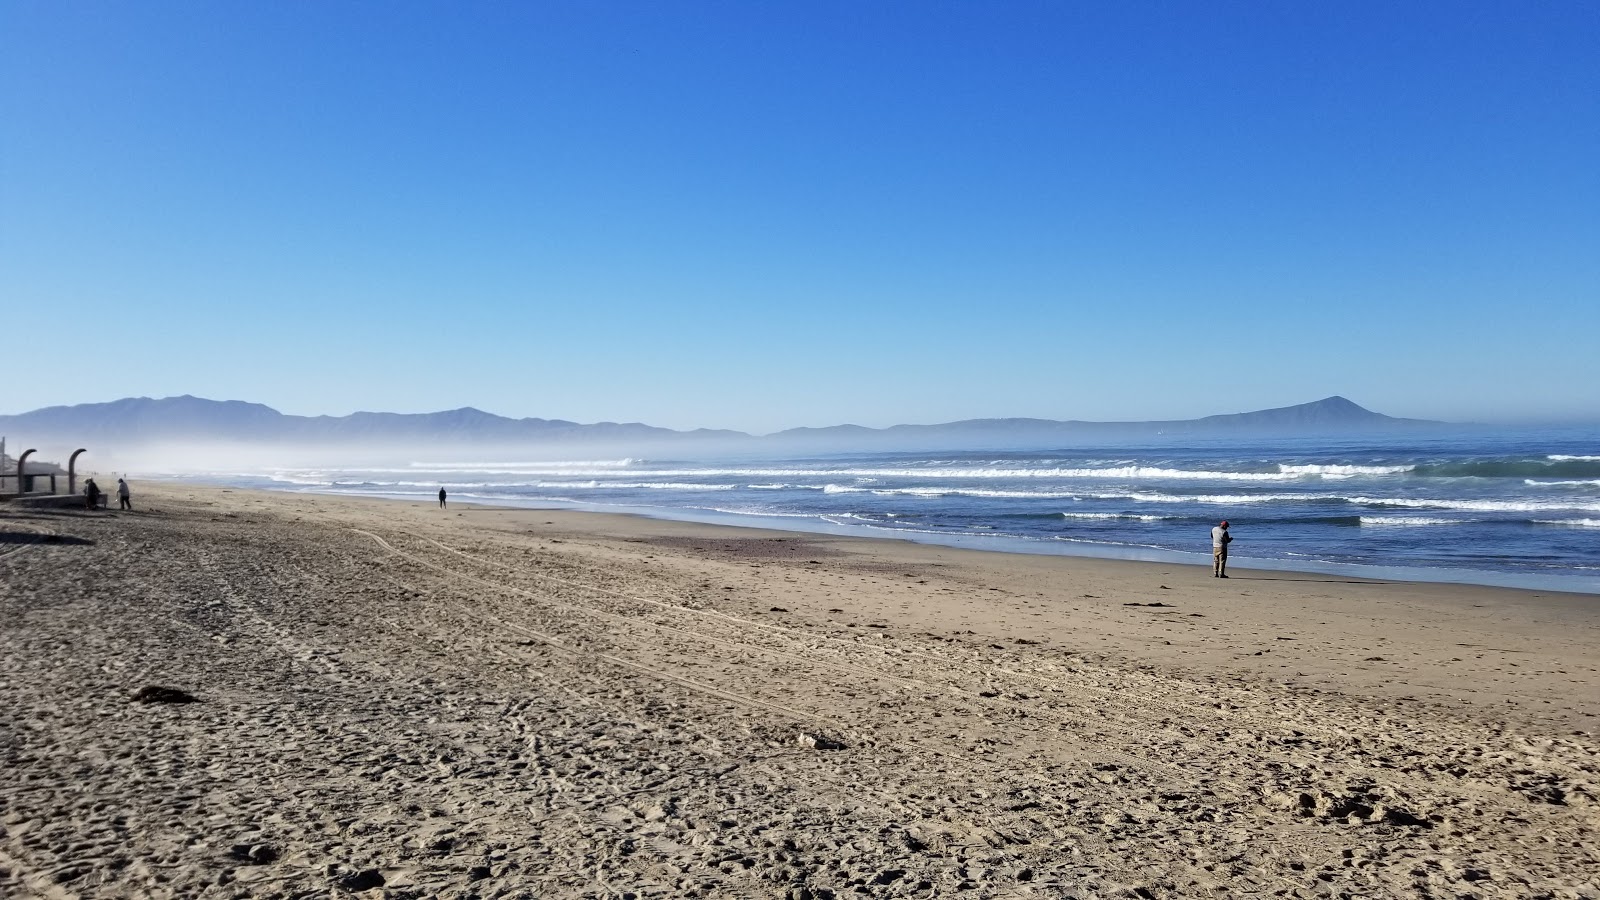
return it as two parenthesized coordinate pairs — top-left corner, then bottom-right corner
(3, 1), (1596, 433)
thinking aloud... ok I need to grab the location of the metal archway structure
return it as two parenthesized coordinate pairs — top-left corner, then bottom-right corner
(15, 448), (37, 496)
(68, 449), (88, 496)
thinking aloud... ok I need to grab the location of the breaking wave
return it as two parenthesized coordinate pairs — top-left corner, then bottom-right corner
(1060, 512), (1175, 522)
(1349, 496), (1600, 513)
(1359, 516), (1470, 527)
(1278, 464), (1413, 476)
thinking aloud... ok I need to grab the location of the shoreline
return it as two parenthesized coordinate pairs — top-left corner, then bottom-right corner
(4, 481), (1597, 897)
(239, 481), (1600, 597)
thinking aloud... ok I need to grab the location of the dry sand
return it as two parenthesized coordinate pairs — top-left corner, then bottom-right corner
(2, 483), (1597, 899)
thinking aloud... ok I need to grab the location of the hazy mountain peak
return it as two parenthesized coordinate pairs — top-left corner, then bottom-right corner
(0, 394), (1447, 457)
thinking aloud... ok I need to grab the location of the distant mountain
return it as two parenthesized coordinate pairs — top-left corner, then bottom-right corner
(0, 395), (743, 447)
(769, 396), (1439, 445)
(1188, 395), (1421, 430)
(0, 394), (1444, 459)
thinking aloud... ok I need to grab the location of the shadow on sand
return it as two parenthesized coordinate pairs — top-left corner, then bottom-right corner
(0, 531), (95, 546)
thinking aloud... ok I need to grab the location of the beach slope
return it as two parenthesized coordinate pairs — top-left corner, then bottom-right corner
(2, 485), (1596, 898)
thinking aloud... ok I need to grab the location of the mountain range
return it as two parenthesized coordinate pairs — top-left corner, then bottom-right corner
(0, 395), (1445, 460)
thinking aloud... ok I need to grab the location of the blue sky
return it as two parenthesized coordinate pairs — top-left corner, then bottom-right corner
(2, 2), (1596, 433)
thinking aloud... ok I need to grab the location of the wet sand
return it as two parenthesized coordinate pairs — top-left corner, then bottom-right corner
(2, 483), (1597, 898)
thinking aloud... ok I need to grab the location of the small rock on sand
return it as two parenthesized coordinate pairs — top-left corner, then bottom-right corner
(131, 686), (199, 704)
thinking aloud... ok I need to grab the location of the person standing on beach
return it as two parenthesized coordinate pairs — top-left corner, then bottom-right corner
(438, 487), (447, 509)
(84, 478), (101, 511)
(116, 478), (131, 510)
(1211, 520), (1233, 577)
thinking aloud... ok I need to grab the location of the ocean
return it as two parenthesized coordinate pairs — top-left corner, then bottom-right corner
(195, 428), (1600, 595)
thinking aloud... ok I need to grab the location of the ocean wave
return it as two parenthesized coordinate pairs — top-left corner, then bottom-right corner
(1525, 479), (1600, 487)
(1060, 512), (1175, 521)
(265, 475), (336, 486)
(1114, 491), (1339, 505)
(1532, 518), (1600, 528)
(1549, 455), (1600, 461)
(1278, 464), (1414, 476)
(1349, 496), (1600, 513)
(478, 480), (738, 491)
(1413, 459), (1600, 478)
(594, 481), (737, 491)
(821, 484), (1083, 499)
(1359, 516), (1470, 527)
(1081, 490), (1600, 514)
(1013, 466), (1293, 481)
(841, 464), (1296, 481)
(269, 462), (1393, 483)
(357, 464), (1303, 481)
(409, 459), (639, 469)
(314, 478), (743, 492)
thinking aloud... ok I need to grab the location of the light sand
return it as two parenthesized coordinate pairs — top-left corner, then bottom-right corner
(2, 483), (1597, 899)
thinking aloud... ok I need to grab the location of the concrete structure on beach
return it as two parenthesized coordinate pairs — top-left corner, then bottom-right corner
(1, 436), (72, 497)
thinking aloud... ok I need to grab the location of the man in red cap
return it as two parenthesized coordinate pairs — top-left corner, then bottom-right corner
(1210, 520), (1233, 577)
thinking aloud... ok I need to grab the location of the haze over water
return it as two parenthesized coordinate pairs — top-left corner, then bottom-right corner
(191, 427), (1600, 594)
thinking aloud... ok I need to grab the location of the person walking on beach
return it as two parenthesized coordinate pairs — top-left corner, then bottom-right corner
(1211, 520), (1233, 577)
(116, 478), (131, 511)
(438, 487), (447, 509)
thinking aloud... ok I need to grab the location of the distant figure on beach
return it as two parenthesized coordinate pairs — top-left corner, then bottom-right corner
(438, 487), (447, 509)
(117, 478), (131, 510)
(1211, 520), (1233, 578)
(84, 478), (101, 511)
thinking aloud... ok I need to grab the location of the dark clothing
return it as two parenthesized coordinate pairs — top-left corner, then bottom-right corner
(438, 488), (447, 509)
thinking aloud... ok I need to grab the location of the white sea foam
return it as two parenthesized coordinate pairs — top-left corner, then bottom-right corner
(411, 459), (638, 470)
(816, 515), (1014, 540)
(900, 486), (1085, 499)
(273, 462), (1323, 482)
(378, 464), (1298, 481)
(1115, 491), (1330, 505)
(1006, 466), (1292, 481)
(688, 506), (818, 519)
(309, 478), (742, 492)
(1359, 516), (1469, 527)
(473, 480), (738, 491)
(824, 484), (1084, 500)
(1279, 464), (1414, 476)
(1525, 479), (1600, 487)
(266, 474), (334, 486)
(599, 481), (736, 491)
(1350, 496), (1600, 513)
(1548, 455), (1600, 461)
(1061, 512), (1174, 521)
(1532, 518), (1600, 528)
(1073, 490), (1600, 513)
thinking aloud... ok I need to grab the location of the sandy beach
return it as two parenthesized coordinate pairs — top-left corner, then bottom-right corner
(2, 483), (1597, 899)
